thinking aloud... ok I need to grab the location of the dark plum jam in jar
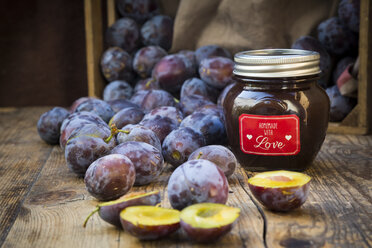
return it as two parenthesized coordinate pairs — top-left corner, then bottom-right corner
(223, 49), (330, 171)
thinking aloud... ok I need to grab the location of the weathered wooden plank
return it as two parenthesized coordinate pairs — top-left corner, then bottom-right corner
(0, 107), (54, 245)
(255, 134), (372, 248)
(2, 140), (264, 247)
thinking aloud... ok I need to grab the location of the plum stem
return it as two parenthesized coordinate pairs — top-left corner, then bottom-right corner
(104, 124), (129, 143)
(83, 207), (99, 228)
(174, 97), (179, 103)
(145, 78), (154, 88)
(196, 152), (203, 159)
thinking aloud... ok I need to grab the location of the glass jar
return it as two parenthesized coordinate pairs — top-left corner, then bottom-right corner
(224, 49), (330, 171)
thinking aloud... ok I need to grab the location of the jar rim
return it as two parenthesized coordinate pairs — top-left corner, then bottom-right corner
(234, 49), (321, 78)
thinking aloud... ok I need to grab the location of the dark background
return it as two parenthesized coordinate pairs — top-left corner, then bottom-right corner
(0, 0), (88, 107)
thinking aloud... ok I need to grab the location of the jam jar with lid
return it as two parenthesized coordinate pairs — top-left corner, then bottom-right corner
(223, 49), (330, 171)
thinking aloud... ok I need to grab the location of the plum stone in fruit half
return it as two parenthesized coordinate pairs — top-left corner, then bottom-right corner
(168, 159), (229, 210)
(180, 203), (240, 243)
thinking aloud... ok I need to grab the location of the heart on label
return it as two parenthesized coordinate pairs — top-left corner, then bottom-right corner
(285, 135), (292, 141)
(247, 134), (253, 140)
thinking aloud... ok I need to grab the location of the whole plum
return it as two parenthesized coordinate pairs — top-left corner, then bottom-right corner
(180, 95), (214, 116)
(152, 54), (194, 93)
(117, 124), (162, 152)
(133, 46), (167, 78)
(37, 107), (70, 144)
(180, 77), (219, 103)
(332, 57), (355, 83)
(130, 89), (177, 112)
(193, 104), (224, 121)
(199, 57), (234, 89)
(107, 99), (140, 113)
(181, 113), (226, 145)
(65, 135), (116, 177)
(317, 17), (358, 56)
(105, 18), (140, 53)
(178, 50), (197, 71)
(109, 107), (144, 129)
(111, 141), (164, 185)
(116, 0), (159, 24)
(162, 127), (206, 167)
(217, 83), (237, 107)
(141, 15), (173, 51)
(75, 99), (115, 123)
(59, 111), (108, 149)
(291, 36), (332, 88)
(188, 145), (237, 178)
(140, 115), (178, 142)
(70, 97), (93, 113)
(168, 159), (229, 210)
(195, 45), (232, 65)
(101, 47), (134, 82)
(142, 106), (183, 126)
(103, 80), (133, 101)
(338, 0), (360, 33)
(67, 123), (111, 143)
(326, 85), (356, 122)
(134, 78), (160, 92)
(84, 154), (136, 201)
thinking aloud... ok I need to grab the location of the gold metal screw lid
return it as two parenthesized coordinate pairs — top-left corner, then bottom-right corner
(233, 49), (321, 78)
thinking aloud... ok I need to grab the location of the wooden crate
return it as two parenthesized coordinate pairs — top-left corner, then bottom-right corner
(84, 0), (371, 134)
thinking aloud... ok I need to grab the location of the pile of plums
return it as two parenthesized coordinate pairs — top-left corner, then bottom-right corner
(36, 0), (318, 242)
(36, 0), (241, 242)
(291, 0), (360, 122)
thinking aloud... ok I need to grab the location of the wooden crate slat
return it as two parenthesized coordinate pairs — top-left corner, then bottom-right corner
(84, 0), (105, 98)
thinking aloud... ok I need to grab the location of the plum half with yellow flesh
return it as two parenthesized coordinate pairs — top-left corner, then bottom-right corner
(248, 170), (311, 211)
(180, 203), (240, 243)
(120, 206), (180, 240)
(83, 191), (161, 228)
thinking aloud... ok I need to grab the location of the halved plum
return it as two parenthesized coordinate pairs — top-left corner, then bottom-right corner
(83, 191), (161, 228)
(248, 170), (311, 211)
(120, 206), (180, 240)
(180, 203), (240, 243)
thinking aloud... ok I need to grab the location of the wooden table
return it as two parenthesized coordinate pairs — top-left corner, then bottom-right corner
(0, 107), (371, 248)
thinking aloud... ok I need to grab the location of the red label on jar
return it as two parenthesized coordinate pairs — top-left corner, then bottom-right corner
(239, 114), (300, 156)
